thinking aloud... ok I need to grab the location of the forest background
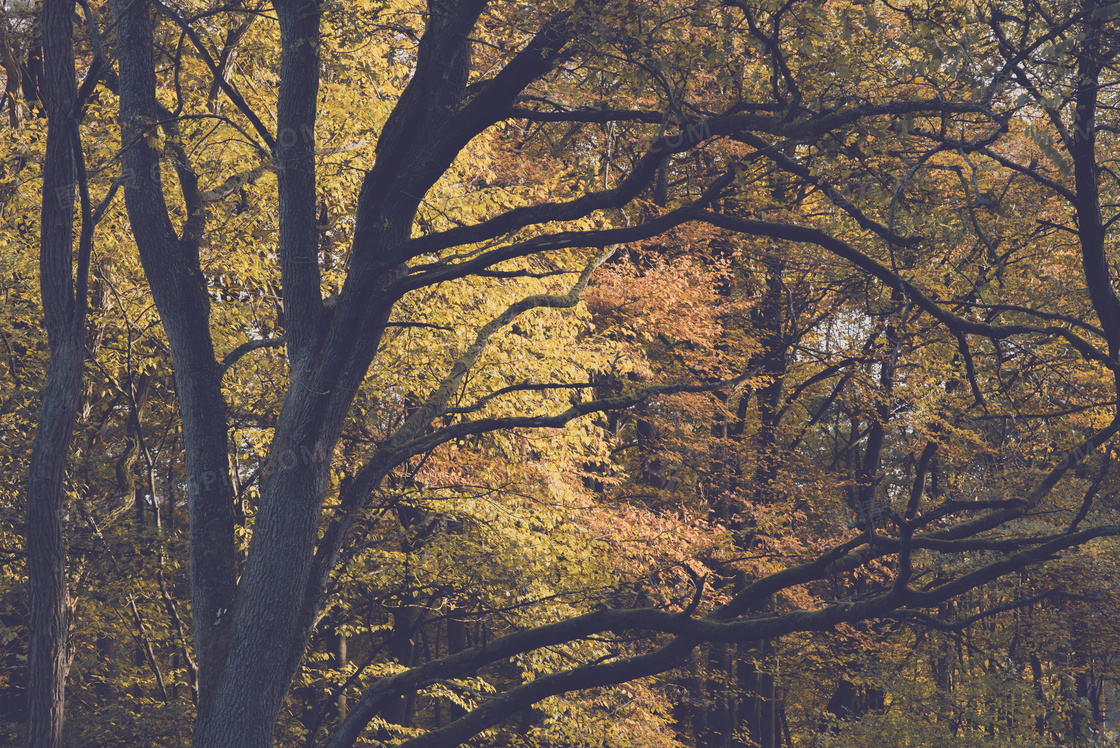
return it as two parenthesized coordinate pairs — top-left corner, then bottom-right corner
(4, 0), (1120, 746)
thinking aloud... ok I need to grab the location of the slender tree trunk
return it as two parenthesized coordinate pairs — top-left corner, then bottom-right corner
(332, 629), (348, 720)
(25, 341), (81, 748)
(740, 657), (762, 745)
(107, 0), (239, 716)
(25, 0), (82, 744)
(758, 669), (777, 748)
(701, 643), (733, 748)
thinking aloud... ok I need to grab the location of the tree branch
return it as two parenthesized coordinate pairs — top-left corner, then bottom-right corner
(219, 337), (286, 377)
(698, 211), (1116, 370)
(325, 523), (1120, 748)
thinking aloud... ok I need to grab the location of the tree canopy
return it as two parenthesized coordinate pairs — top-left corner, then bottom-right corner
(5, 0), (1120, 746)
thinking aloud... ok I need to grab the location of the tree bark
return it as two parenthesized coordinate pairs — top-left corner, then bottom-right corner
(25, 0), (83, 744)
(108, 0), (238, 716)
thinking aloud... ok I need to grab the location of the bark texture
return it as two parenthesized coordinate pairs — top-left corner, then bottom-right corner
(25, 0), (81, 744)
(108, 0), (237, 713)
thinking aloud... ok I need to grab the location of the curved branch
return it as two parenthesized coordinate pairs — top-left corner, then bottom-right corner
(698, 211), (1115, 370)
(219, 337), (286, 377)
(397, 99), (995, 266)
(953, 300), (1106, 339)
(731, 130), (922, 246)
(324, 523), (1120, 748)
(397, 203), (715, 295)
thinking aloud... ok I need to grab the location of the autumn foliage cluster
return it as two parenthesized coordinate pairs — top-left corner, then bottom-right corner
(4, 0), (1120, 746)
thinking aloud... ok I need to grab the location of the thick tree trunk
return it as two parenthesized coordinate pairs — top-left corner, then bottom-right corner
(25, 0), (82, 745)
(109, 0), (584, 743)
(192, 2), (490, 742)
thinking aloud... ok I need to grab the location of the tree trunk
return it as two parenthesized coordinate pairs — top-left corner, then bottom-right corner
(699, 643), (733, 748)
(25, 0), (83, 745)
(107, 0), (239, 717)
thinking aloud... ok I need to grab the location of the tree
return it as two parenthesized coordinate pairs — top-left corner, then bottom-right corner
(10, 0), (1120, 745)
(23, 0), (94, 743)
